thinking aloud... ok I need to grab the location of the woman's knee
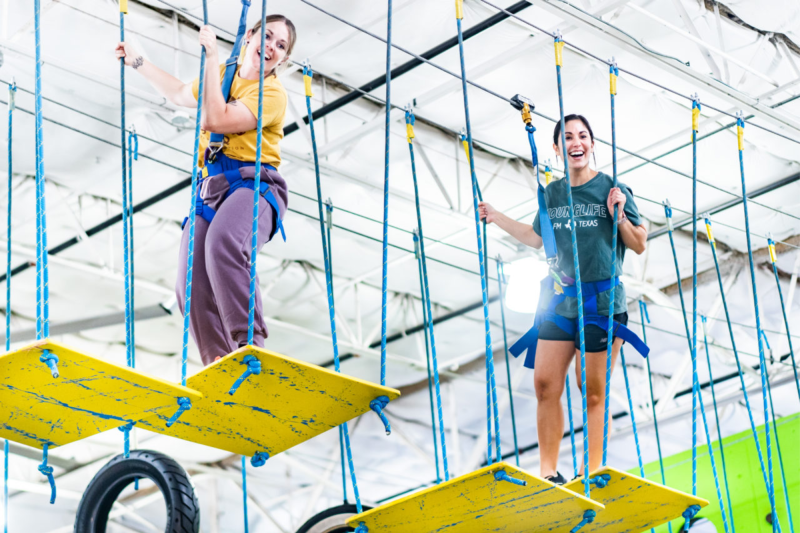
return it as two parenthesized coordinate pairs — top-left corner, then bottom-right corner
(535, 377), (565, 403)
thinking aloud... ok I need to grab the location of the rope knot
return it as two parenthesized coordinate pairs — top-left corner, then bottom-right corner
(251, 451), (269, 467)
(588, 473), (611, 489)
(682, 504), (701, 531)
(118, 421), (135, 433)
(38, 461), (56, 504)
(570, 509), (596, 533)
(494, 469), (527, 486)
(370, 396), (392, 435)
(165, 397), (192, 427)
(39, 351), (60, 378)
(354, 522), (369, 533)
(229, 355), (262, 395)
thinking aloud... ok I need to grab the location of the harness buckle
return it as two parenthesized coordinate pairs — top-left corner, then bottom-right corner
(207, 141), (225, 163)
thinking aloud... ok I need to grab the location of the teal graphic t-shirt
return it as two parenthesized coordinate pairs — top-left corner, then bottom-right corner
(533, 172), (641, 318)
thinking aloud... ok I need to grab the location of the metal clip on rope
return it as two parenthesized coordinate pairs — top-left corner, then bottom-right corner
(165, 397), (192, 427)
(370, 396), (391, 435)
(250, 451), (269, 467)
(570, 510), (596, 533)
(682, 504), (701, 532)
(38, 444), (56, 504)
(494, 469), (526, 486)
(588, 473), (611, 489)
(40, 351), (59, 378)
(229, 354), (262, 395)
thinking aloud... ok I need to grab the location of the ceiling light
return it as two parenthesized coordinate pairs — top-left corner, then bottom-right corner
(504, 256), (549, 314)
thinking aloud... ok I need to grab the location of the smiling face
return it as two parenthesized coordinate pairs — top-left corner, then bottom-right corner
(245, 21), (292, 75)
(553, 118), (594, 172)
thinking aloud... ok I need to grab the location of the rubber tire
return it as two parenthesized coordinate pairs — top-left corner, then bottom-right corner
(74, 449), (200, 533)
(295, 504), (372, 533)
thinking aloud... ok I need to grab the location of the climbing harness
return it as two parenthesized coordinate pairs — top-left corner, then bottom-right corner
(507, 95), (649, 370)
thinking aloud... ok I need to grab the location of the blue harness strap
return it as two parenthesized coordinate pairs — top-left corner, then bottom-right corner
(510, 276), (649, 368)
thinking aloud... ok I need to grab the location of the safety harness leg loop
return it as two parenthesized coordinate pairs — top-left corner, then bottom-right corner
(369, 396), (392, 435)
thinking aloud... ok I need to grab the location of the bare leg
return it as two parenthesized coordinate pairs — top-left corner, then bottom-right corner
(535, 340), (577, 479)
(575, 337), (623, 474)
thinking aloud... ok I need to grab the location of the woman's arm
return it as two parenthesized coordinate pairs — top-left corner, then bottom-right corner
(479, 202), (543, 249)
(115, 42), (195, 107)
(197, 26), (258, 134)
(607, 187), (647, 254)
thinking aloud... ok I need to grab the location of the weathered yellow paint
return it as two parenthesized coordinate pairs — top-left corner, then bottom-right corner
(563, 466), (709, 532)
(0, 340), (202, 449)
(139, 345), (400, 458)
(347, 462), (604, 532)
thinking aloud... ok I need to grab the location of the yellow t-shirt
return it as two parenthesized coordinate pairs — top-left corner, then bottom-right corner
(192, 65), (287, 168)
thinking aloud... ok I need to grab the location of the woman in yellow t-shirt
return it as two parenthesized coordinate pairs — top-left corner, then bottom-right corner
(115, 15), (296, 365)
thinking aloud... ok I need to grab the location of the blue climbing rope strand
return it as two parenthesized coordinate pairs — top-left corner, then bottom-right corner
(241, 455), (249, 533)
(127, 130), (137, 369)
(304, 63), (363, 512)
(767, 238), (800, 401)
(34, 0), (50, 341)
(639, 300), (673, 533)
(619, 348), (645, 479)
(765, 363), (795, 533)
(378, 0), (392, 387)
(704, 216), (780, 532)
(554, 33), (590, 497)
(247, 0), (268, 346)
(735, 116), (780, 532)
(566, 374), (578, 479)
(691, 99), (699, 500)
(414, 234), (441, 483)
(496, 259), (519, 466)
(338, 425), (348, 502)
(696, 335), (731, 533)
(180, 0), (209, 386)
(4, 80), (13, 533)
(119, 8), (131, 371)
(602, 61), (620, 467)
(701, 315), (736, 533)
(455, 3), (501, 467)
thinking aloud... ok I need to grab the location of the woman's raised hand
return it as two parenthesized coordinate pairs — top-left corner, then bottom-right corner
(115, 42), (143, 68)
(198, 25), (219, 60)
(478, 201), (499, 224)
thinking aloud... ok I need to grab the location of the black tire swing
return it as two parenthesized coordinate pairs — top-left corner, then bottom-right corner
(296, 504), (372, 533)
(74, 450), (200, 533)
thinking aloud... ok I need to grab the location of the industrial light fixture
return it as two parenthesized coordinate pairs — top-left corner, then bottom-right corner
(504, 256), (548, 314)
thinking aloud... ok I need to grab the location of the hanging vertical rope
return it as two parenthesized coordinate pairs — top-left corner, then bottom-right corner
(179, 0), (209, 386)
(566, 374), (578, 479)
(553, 31), (590, 497)
(5, 79), (16, 533)
(304, 63), (363, 512)
(601, 59), (620, 467)
(734, 114), (780, 533)
(127, 130), (137, 368)
(703, 215), (781, 532)
(454, 0), (501, 466)
(406, 111), (449, 481)
(765, 236), (800, 400)
(496, 258), (519, 466)
(618, 348), (644, 478)
(119, 0), (131, 373)
(764, 361), (795, 533)
(379, 0), (393, 387)
(241, 455), (249, 533)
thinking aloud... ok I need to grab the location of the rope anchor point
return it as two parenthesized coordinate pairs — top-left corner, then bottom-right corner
(228, 354), (262, 395)
(369, 396), (391, 435)
(250, 451), (269, 467)
(494, 469), (527, 486)
(588, 473), (611, 489)
(165, 397), (192, 427)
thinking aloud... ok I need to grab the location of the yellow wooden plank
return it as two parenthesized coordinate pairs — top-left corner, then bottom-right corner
(0, 340), (202, 449)
(138, 345), (401, 458)
(346, 462), (604, 532)
(563, 466), (709, 532)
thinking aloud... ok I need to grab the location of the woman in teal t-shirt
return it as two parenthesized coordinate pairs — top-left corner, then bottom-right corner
(479, 115), (647, 484)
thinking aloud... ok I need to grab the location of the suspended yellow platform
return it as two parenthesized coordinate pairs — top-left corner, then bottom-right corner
(346, 462), (605, 532)
(0, 340), (203, 449)
(563, 466), (709, 532)
(138, 345), (400, 458)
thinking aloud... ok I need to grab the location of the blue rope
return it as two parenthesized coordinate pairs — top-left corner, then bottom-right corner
(378, 0), (392, 387)
(703, 215), (781, 532)
(455, 4), (501, 468)
(127, 130), (137, 369)
(494, 469), (526, 486)
(766, 237), (800, 400)
(571, 510), (597, 533)
(690, 98), (699, 500)
(304, 63), (363, 512)
(242, 455), (249, 533)
(38, 443), (55, 504)
(4, 82), (13, 532)
(413, 232), (442, 483)
(165, 397), (192, 427)
(701, 315), (736, 532)
(179, 0), (209, 386)
(638, 300), (672, 533)
(602, 60), (620, 467)
(247, 0), (268, 346)
(228, 355), (262, 395)
(120, 10), (131, 372)
(619, 348), (645, 479)
(553, 32), (590, 497)
(496, 259), (519, 466)
(735, 115), (780, 532)
(696, 332), (731, 533)
(764, 361), (795, 533)
(566, 374), (578, 479)
(338, 425), (348, 501)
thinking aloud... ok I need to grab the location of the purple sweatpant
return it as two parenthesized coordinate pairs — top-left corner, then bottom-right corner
(176, 166), (287, 366)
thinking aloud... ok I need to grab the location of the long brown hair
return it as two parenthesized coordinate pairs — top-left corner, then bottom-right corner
(249, 15), (297, 76)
